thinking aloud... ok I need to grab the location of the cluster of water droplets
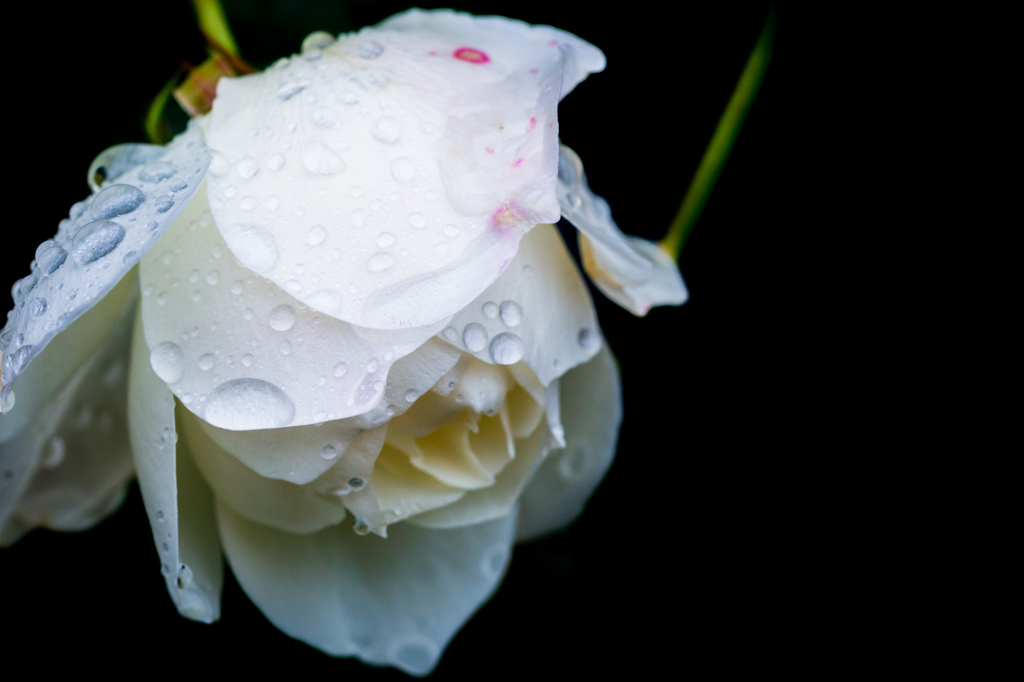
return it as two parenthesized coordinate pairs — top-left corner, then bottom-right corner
(0, 124), (210, 410)
(442, 298), (527, 366)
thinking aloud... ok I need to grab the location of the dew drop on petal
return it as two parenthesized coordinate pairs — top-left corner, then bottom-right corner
(224, 223), (279, 273)
(390, 157), (415, 183)
(321, 444), (338, 460)
(203, 378), (295, 429)
(36, 244), (68, 275)
(307, 224), (327, 246)
(482, 302), (498, 319)
(499, 301), (522, 327)
(268, 304), (296, 331)
(266, 153), (286, 171)
(404, 389), (418, 403)
(372, 116), (401, 144)
(351, 209), (366, 227)
(150, 341), (185, 384)
(236, 156), (260, 179)
(198, 353), (216, 371)
(348, 477), (365, 491)
(208, 150), (230, 177)
(301, 141), (345, 175)
(376, 232), (396, 248)
(463, 323), (488, 352)
(90, 184), (145, 219)
(578, 328), (600, 351)
(367, 252), (395, 272)
(333, 362), (348, 377)
(408, 212), (426, 229)
(489, 332), (524, 365)
(72, 220), (126, 265)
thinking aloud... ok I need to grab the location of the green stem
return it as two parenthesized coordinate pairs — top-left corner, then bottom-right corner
(660, 7), (777, 260)
(145, 67), (183, 144)
(192, 0), (240, 57)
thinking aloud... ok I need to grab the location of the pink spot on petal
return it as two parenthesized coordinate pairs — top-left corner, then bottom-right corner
(529, 68), (539, 74)
(485, 146), (495, 154)
(454, 47), (490, 64)
(548, 40), (559, 47)
(513, 158), (523, 168)
(428, 50), (438, 56)
(527, 117), (537, 133)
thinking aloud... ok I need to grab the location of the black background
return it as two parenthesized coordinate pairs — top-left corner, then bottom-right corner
(2, 1), (799, 676)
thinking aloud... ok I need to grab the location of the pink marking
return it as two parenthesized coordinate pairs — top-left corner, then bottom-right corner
(491, 200), (526, 233)
(513, 158), (524, 168)
(485, 146), (495, 154)
(428, 50), (438, 56)
(529, 68), (539, 74)
(548, 40), (559, 47)
(454, 47), (490, 64)
(527, 117), (537, 133)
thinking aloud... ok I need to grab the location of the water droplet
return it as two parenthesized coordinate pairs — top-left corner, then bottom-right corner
(268, 304), (296, 331)
(368, 252), (395, 272)
(408, 212), (427, 228)
(499, 301), (522, 327)
(224, 223), (279, 273)
(152, 195), (173, 213)
(36, 244), (68, 275)
(443, 224), (459, 238)
(482, 301), (498, 318)
(177, 564), (193, 590)
(90, 184), (145, 219)
(443, 327), (458, 342)
(301, 141), (345, 175)
(266, 153), (286, 170)
(489, 332), (524, 365)
(157, 510), (165, 522)
(279, 340), (292, 356)
(307, 224), (327, 246)
(566, 192), (582, 210)
(28, 298), (47, 317)
(306, 288), (342, 314)
(390, 157), (415, 183)
(404, 389), (418, 403)
(333, 362), (349, 377)
(203, 378), (295, 429)
(366, 358), (379, 373)
(301, 30), (334, 52)
(359, 40), (384, 58)
(276, 80), (310, 101)
(481, 545), (508, 579)
(241, 353), (253, 367)
(209, 150), (230, 177)
(198, 353), (216, 371)
(206, 270), (220, 285)
(321, 444), (338, 460)
(236, 156), (260, 179)
(376, 232), (396, 248)
(230, 280), (243, 294)
(372, 116), (401, 144)
(42, 436), (66, 469)
(311, 106), (336, 127)
(348, 477), (365, 490)
(351, 209), (366, 227)
(150, 342), (185, 384)
(463, 323), (488, 352)
(578, 328), (599, 351)
(71, 220), (126, 265)
(353, 517), (370, 535)
(139, 162), (176, 183)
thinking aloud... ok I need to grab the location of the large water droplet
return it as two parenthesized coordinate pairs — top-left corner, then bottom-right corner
(368, 252), (396, 272)
(90, 184), (145, 219)
(208, 150), (230, 177)
(302, 30), (335, 52)
(376, 232), (396, 248)
(224, 223), (279, 273)
(353, 517), (370, 535)
(198, 353), (216, 371)
(348, 477), (365, 490)
(28, 298), (47, 317)
(203, 378), (295, 429)
(499, 301), (522, 327)
(301, 141), (345, 175)
(150, 341), (185, 384)
(390, 157), (415, 183)
(333, 362), (348, 377)
(236, 156), (260, 179)
(268, 304), (296, 331)
(72, 220), (126, 265)
(463, 323), (488, 352)
(372, 116), (401, 144)
(321, 444), (338, 460)
(482, 301), (498, 318)
(489, 332), (524, 365)
(36, 243), (68, 275)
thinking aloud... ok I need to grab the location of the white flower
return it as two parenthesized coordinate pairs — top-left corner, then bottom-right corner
(0, 9), (685, 675)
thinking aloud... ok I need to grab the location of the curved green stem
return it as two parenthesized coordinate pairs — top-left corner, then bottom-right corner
(660, 7), (777, 260)
(192, 0), (240, 57)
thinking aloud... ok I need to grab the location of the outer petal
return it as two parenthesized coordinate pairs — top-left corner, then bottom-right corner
(438, 223), (601, 385)
(517, 345), (622, 541)
(0, 272), (137, 542)
(205, 10), (603, 330)
(0, 122), (208, 407)
(217, 500), (516, 676)
(140, 181), (454, 430)
(128, 308), (222, 622)
(556, 144), (688, 315)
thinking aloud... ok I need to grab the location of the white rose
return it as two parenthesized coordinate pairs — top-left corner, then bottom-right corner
(0, 9), (685, 675)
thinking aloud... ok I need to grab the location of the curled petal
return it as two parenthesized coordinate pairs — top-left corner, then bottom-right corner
(128, 308), (222, 623)
(1, 123), (208, 405)
(217, 500), (517, 676)
(205, 9), (603, 330)
(557, 144), (688, 315)
(517, 345), (622, 541)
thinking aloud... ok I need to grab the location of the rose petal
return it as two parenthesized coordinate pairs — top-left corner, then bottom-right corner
(139, 181), (453, 430)
(127, 308), (222, 623)
(556, 144), (688, 315)
(216, 500), (516, 676)
(1, 122), (208, 404)
(205, 10), (603, 330)
(517, 345), (622, 541)
(0, 273), (137, 541)
(368, 443), (465, 524)
(439, 223), (601, 385)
